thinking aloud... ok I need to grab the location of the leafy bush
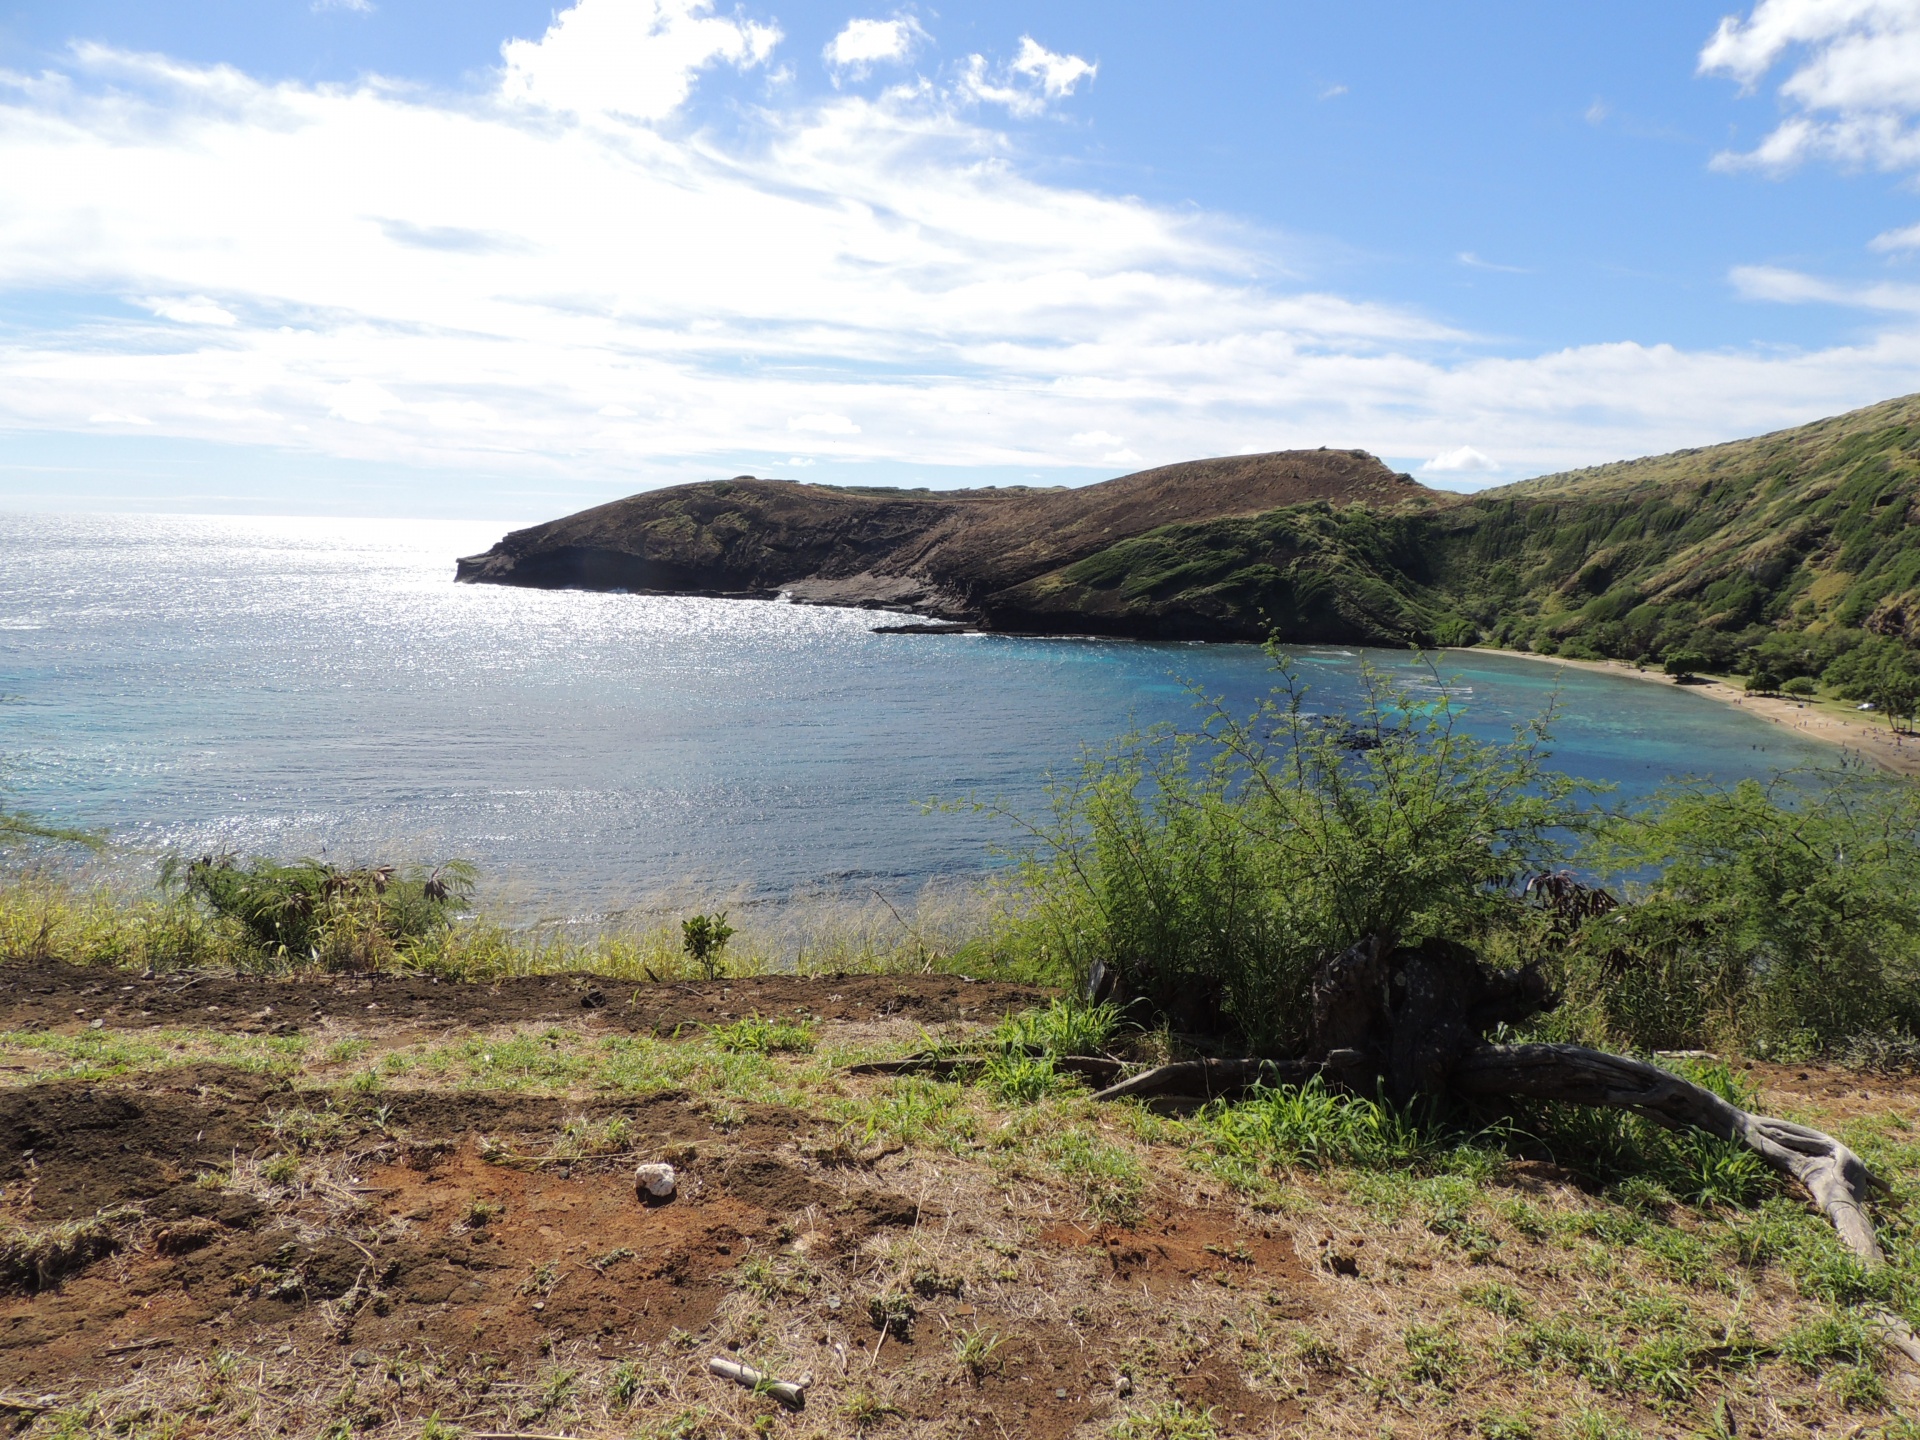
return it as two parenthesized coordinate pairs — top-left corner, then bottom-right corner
(1560, 775), (1920, 1053)
(1782, 675), (1817, 697)
(163, 854), (473, 969)
(680, 912), (735, 979)
(1744, 670), (1781, 695)
(997, 655), (1594, 1051)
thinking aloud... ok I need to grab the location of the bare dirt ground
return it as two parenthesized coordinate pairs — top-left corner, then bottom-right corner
(1, 960), (1915, 1440)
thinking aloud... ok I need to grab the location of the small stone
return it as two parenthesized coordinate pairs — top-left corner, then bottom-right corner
(348, 1350), (375, 1368)
(634, 1162), (677, 1201)
(1054, 1388), (1068, 1400)
(90, 1019), (104, 1030)
(1116, 1375), (1133, 1397)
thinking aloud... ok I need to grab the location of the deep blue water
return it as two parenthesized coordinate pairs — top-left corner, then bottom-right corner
(0, 512), (1843, 919)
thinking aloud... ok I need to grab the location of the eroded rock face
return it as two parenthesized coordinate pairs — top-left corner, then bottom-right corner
(455, 452), (1443, 640)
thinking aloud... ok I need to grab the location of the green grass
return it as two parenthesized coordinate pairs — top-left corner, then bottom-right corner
(0, 1026), (306, 1081)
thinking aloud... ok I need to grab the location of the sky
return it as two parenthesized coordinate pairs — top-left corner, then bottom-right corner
(4, 1), (1920, 516)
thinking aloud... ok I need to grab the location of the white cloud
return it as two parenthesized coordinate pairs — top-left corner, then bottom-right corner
(1701, 0), (1920, 173)
(313, 0), (374, 12)
(1319, 83), (1348, 101)
(499, 0), (779, 122)
(1871, 219), (1920, 249)
(1010, 37), (1095, 98)
(958, 36), (1095, 117)
(790, 413), (861, 434)
(1457, 252), (1529, 274)
(0, 0), (1915, 499)
(142, 295), (237, 326)
(823, 17), (923, 77)
(1733, 261), (1920, 311)
(1424, 445), (1497, 473)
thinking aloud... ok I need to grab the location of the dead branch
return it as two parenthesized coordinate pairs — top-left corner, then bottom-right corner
(1089, 1057), (1321, 1102)
(707, 1355), (809, 1409)
(1451, 1042), (1885, 1265)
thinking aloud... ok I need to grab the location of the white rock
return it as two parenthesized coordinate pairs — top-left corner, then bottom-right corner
(634, 1162), (677, 1200)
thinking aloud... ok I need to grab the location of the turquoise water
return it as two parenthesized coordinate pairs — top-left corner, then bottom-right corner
(1, 512), (1843, 918)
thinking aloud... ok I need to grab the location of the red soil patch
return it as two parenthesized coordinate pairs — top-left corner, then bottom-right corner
(0, 1066), (929, 1396)
(1042, 1206), (1314, 1298)
(0, 959), (1041, 1038)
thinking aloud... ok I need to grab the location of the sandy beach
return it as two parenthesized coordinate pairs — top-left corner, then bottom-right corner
(1466, 647), (1920, 779)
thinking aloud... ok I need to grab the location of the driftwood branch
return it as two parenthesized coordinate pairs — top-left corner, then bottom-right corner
(707, 1356), (808, 1409)
(1452, 1043), (1885, 1265)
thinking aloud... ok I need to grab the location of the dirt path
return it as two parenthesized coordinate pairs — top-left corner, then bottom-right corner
(0, 960), (1044, 1037)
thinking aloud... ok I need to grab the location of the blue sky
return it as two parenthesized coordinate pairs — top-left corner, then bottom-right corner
(1, 0), (1919, 516)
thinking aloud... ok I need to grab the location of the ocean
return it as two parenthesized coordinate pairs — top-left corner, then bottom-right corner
(1, 511), (1844, 922)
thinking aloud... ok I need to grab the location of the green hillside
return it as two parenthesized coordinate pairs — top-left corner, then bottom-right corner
(1031, 392), (1920, 693)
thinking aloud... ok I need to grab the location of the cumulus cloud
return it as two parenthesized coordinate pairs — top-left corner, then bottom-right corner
(499, 0), (779, 121)
(0, 0), (1915, 497)
(958, 35), (1095, 116)
(1424, 445), (1498, 473)
(823, 17), (922, 77)
(1700, 0), (1920, 173)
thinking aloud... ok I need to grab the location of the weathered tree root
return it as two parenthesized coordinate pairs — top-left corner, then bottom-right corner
(1451, 1043), (1887, 1265)
(1093, 1042), (1888, 1266)
(845, 1052), (1124, 1085)
(1089, 1057), (1321, 1103)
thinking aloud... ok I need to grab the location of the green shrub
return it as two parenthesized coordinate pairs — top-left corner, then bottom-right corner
(1663, 651), (1707, 680)
(1563, 775), (1920, 1052)
(997, 655), (1594, 1051)
(1781, 676), (1816, 698)
(1744, 670), (1781, 695)
(161, 854), (473, 969)
(680, 912), (734, 979)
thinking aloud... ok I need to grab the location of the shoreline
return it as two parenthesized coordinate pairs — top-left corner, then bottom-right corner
(1464, 646), (1920, 779)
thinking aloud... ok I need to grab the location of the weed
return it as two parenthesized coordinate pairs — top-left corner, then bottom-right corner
(418, 1417), (458, 1440)
(707, 1014), (816, 1054)
(983, 1049), (1072, 1102)
(1460, 1281), (1527, 1321)
(952, 1325), (1006, 1380)
(839, 1390), (900, 1429)
(1560, 1411), (1640, 1440)
(1109, 1400), (1219, 1440)
(1477, 1412), (1537, 1440)
(1046, 1128), (1145, 1223)
(1403, 1321), (1467, 1389)
(993, 997), (1122, 1056)
(0, 1210), (131, 1293)
(737, 1254), (814, 1300)
(866, 1290), (916, 1338)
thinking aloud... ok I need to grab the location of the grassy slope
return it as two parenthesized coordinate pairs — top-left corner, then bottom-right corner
(1018, 393), (1920, 667)
(4, 962), (1919, 1440)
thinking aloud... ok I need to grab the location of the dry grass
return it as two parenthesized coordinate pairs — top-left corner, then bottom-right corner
(4, 989), (1920, 1439)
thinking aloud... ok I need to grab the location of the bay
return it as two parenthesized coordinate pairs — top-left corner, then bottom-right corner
(0, 512), (1841, 920)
